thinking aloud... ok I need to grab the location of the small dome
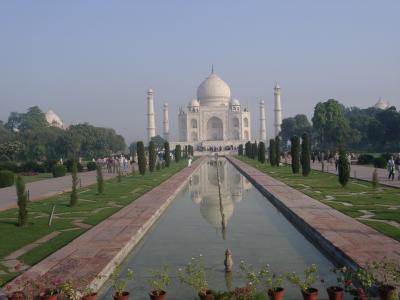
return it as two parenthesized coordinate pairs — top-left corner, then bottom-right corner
(374, 98), (389, 110)
(197, 73), (231, 106)
(189, 98), (200, 107)
(231, 98), (240, 106)
(45, 110), (63, 128)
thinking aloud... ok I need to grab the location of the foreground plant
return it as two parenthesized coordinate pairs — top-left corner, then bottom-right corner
(110, 266), (134, 300)
(178, 255), (212, 300)
(364, 258), (399, 300)
(287, 264), (319, 300)
(148, 266), (171, 300)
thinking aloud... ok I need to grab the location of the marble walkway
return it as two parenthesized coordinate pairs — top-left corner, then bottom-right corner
(4, 157), (205, 293)
(0, 169), (118, 212)
(227, 156), (400, 269)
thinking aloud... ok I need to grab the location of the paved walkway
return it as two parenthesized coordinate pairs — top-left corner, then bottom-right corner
(0, 169), (118, 212)
(4, 158), (205, 293)
(227, 156), (400, 269)
(310, 160), (400, 188)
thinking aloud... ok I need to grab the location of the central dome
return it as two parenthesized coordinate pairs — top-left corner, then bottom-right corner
(197, 73), (231, 106)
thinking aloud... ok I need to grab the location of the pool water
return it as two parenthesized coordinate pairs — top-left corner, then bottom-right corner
(99, 158), (345, 299)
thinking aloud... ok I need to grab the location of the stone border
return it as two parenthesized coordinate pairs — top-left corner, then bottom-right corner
(227, 156), (400, 270)
(3, 158), (205, 294)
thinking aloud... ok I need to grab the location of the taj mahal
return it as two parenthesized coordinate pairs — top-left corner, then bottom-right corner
(146, 68), (283, 148)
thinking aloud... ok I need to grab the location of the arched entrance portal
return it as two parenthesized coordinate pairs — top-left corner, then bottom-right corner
(207, 117), (223, 140)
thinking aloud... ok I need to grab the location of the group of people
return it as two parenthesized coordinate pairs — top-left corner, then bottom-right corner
(95, 155), (132, 174)
(387, 155), (400, 181)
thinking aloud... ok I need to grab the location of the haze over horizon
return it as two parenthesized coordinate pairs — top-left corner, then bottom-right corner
(1, 1), (399, 144)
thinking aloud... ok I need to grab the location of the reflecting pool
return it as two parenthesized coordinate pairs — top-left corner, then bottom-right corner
(99, 158), (343, 299)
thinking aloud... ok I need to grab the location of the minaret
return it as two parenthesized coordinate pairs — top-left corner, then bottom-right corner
(163, 103), (169, 141)
(259, 100), (267, 141)
(274, 83), (282, 137)
(147, 89), (156, 142)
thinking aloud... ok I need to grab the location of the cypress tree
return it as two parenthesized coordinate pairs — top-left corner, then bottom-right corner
(70, 160), (78, 206)
(148, 141), (156, 172)
(16, 175), (28, 227)
(258, 142), (266, 163)
(175, 145), (181, 162)
(372, 168), (379, 189)
(275, 137), (280, 166)
(269, 139), (276, 166)
(252, 141), (258, 159)
(238, 144), (243, 156)
(245, 142), (251, 157)
(290, 135), (300, 174)
(137, 141), (146, 175)
(164, 142), (171, 167)
(301, 133), (311, 176)
(96, 163), (104, 194)
(338, 148), (350, 187)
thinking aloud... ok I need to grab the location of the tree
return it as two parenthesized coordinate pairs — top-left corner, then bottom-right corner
(70, 160), (78, 206)
(137, 141), (146, 175)
(252, 142), (258, 159)
(290, 135), (300, 174)
(258, 142), (266, 163)
(148, 141), (156, 172)
(238, 144), (243, 156)
(245, 142), (251, 158)
(164, 142), (171, 167)
(175, 145), (181, 162)
(301, 133), (311, 176)
(281, 114), (312, 145)
(269, 139), (276, 167)
(96, 163), (104, 194)
(16, 175), (28, 226)
(275, 137), (280, 166)
(312, 99), (349, 149)
(151, 135), (166, 150)
(338, 148), (350, 187)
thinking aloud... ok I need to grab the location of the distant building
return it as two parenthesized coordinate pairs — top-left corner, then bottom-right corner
(45, 110), (65, 129)
(374, 98), (390, 110)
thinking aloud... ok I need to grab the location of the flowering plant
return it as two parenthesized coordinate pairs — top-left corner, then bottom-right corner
(178, 255), (209, 296)
(148, 266), (171, 296)
(331, 266), (354, 291)
(287, 264), (318, 293)
(239, 261), (284, 293)
(110, 266), (134, 296)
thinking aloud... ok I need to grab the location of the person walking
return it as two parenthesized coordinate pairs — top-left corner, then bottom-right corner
(388, 156), (395, 181)
(188, 155), (193, 168)
(395, 155), (400, 180)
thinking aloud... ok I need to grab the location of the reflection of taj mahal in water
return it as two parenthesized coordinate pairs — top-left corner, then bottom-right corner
(189, 158), (252, 234)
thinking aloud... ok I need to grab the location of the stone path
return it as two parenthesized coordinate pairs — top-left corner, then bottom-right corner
(0, 169), (119, 212)
(4, 158), (205, 293)
(227, 156), (400, 270)
(310, 161), (400, 188)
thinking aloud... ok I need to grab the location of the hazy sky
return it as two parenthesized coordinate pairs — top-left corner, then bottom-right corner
(1, 1), (399, 143)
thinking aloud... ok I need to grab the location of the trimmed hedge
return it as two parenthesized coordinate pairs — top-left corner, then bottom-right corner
(0, 161), (19, 173)
(52, 165), (67, 178)
(357, 154), (374, 165)
(63, 159), (83, 172)
(374, 157), (387, 169)
(87, 161), (97, 171)
(20, 161), (46, 173)
(0, 170), (15, 187)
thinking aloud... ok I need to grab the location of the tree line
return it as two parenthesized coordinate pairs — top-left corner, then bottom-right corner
(280, 99), (400, 152)
(0, 106), (126, 161)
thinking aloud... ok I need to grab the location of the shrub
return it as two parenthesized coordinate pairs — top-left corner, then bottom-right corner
(338, 148), (350, 187)
(20, 161), (46, 173)
(137, 141), (146, 175)
(16, 175), (28, 226)
(358, 154), (374, 165)
(372, 168), (379, 189)
(149, 141), (156, 172)
(258, 142), (266, 163)
(70, 160), (78, 206)
(374, 157), (387, 169)
(86, 161), (97, 171)
(290, 135), (300, 174)
(96, 163), (104, 194)
(175, 145), (181, 162)
(269, 139), (276, 166)
(52, 165), (67, 178)
(245, 141), (252, 158)
(43, 159), (59, 172)
(275, 137), (280, 166)
(301, 133), (311, 177)
(252, 142), (258, 160)
(0, 161), (19, 173)
(238, 144), (244, 156)
(0, 170), (15, 187)
(64, 159), (83, 172)
(164, 142), (171, 167)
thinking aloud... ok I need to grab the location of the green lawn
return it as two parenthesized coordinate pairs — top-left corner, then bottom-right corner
(21, 173), (54, 183)
(237, 156), (400, 242)
(0, 160), (187, 285)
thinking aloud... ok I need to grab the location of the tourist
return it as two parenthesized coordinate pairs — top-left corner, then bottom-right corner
(395, 155), (400, 180)
(334, 152), (339, 171)
(387, 156), (395, 181)
(188, 155), (193, 168)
